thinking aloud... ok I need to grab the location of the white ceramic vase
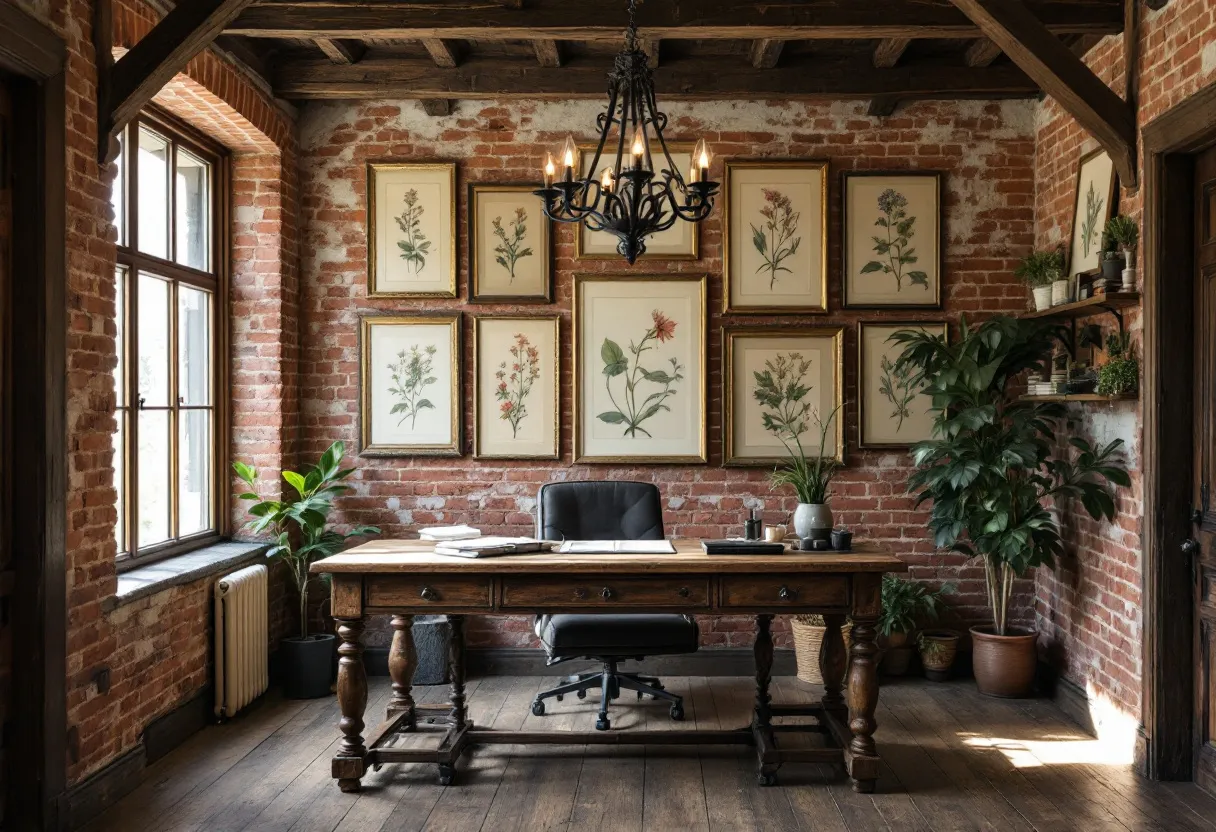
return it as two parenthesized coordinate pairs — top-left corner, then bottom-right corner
(1050, 279), (1071, 306)
(1032, 285), (1053, 311)
(794, 503), (833, 539)
(1121, 266), (1137, 292)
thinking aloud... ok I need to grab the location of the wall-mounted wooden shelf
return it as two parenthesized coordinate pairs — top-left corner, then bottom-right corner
(1019, 393), (1138, 403)
(1020, 292), (1140, 322)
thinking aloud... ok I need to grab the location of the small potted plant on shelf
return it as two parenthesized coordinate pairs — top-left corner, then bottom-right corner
(1097, 232), (1124, 292)
(1015, 248), (1066, 312)
(234, 441), (379, 699)
(891, 316), (1130, 697)
(1096, 331), (1139, 398)
(917, 629), (961, 681)
(878, 575), (953, 677)
(769, 403), (842, 542)
(1104, 215), (1139, 292)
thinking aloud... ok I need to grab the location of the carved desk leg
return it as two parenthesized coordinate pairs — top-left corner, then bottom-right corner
(438, 614), (467, 787)
(752, 613), (779, 786)
(820, 613), (847, 712)
(334, 617), (368, 793)
(388, 614), (417, 728)
(846, 615), (881, 793)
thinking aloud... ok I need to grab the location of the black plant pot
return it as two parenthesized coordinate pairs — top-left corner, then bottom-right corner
(281, 633), (336, 699)
(1100, 254), (1125, 286)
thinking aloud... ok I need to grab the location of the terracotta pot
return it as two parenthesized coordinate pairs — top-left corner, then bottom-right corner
(918, 629), (960, 682)
(971, 625), (1038, 698)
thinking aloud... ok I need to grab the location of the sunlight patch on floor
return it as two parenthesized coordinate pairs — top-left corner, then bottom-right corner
(961, 732), (1133, 768)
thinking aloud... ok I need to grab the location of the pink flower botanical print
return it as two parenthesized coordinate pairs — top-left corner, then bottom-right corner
(495, 333), (541, 437)
(751, 188), (802, 289)
(597, 309), (684, 438)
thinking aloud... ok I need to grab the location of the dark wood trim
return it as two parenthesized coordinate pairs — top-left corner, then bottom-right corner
(466, 647), (798, 678)
(0, 6), (67, 828)
(749, 39), (784, 69)
(947, 0), (1138, 186)
(1140, 77), (1216, 781)
(60, 746), (146, 831)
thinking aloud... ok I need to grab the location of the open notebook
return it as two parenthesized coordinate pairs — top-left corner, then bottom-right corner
(556, 540), (677, 555)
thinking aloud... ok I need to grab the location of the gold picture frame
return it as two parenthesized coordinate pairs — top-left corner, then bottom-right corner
(359, 314), (462, 457)
(857, 320), (948, 449)
(472, 315), (561, 460)
(573, 274), (707, 463)
(575, 142), (700, 261)
(367, 162), (457, 298)
(468, 183), (552, 303)
(722, 325), (845, 466)
(723, 159), (829, 314)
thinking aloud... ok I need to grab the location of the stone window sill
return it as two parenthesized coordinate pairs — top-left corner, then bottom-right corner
(106, 541), (269, 610)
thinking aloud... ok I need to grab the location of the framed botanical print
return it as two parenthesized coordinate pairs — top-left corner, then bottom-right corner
(843, 171), (943, 309)
(468, 184), (552, 303)
(367, 162), (457, 298)
(576, 143), (699, 260)
(360, 315), (461, 457)
(473, 316), (560, 460)
(723, 327), (845, 466)
(858, 321), (947, 449)
(573, 274), (707, 463)
(723, 160), (828, 314)
(1067, 148), (1117, 278)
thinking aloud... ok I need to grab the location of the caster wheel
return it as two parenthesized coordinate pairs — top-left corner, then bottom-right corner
(637, 691), (644, 700)
(595, 716), (611, 731)
(577, 690), (587, 699)
(556, 694), (564, 702)
(757, 771), (778, 787)
(438, 765), (455, 786)
(531, 700), (545, 716)
(670, 704), (685, 721)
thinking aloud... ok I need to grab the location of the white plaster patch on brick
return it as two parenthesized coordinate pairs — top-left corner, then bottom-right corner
(1203, 38), (1216, 77)
(667, 497), (686, 510)
(742, 496), (765, 511)
(516, 496), (536, 515)
(233, 204), (259, 224)
(386, 497), (400, 511)
(1082, 406), (1140, 468)
(395, 510), (415, 525)
(416, 496), (447, 511)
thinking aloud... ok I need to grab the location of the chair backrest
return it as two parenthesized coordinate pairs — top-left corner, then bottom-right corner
(535, 481), (665, 542)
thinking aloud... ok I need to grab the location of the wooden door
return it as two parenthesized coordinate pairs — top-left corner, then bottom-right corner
(0, 76), (11, 827)
(1194, 144), (1216, 793)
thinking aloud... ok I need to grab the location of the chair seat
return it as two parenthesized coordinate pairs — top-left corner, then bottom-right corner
(540, 613), (699, 658)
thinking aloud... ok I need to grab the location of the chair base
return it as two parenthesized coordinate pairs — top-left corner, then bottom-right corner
(531, 659), (685, 730)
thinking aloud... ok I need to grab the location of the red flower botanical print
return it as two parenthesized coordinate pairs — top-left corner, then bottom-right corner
(596, 309), (684, 438)
(651, 309), (677, 343)
(494, 333), (541, 437)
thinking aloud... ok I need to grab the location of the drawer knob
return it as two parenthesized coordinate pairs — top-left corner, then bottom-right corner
(677, 586), (691, 598)
(601, 587), (614, 600)
(573, 587), (588, 600)
(420, 586), (439, 602)
(778, 585), (795, 601)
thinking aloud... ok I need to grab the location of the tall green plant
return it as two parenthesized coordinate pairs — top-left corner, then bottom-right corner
(768, 404), (842, 505)
(234, 441), (379, 638)
(890, 316), (1130, 635)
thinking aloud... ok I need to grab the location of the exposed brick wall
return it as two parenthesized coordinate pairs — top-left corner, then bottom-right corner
(56, 0), (299, 784)
(298, 98), (1038, 650)
(1034, 0), (1216, 725)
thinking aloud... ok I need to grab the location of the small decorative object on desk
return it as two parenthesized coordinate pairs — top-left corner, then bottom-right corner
(1014, 247), (1065, 312)
(1104, 214), (1138, 292)
(770, 403), (842, 541)
(764, 523), (787, 543)
(831, 528), (853, 551)
(744, 509), (762, 541)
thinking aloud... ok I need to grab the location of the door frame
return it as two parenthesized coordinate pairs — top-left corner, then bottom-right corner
(1141, 79), (1216, 781)
(0, 3), (67, 829)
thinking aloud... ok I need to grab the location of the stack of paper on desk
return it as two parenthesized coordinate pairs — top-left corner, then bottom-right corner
(418, 524), (481, 541)
(433, 537), (551, 557)
(556, 540), (677, 555)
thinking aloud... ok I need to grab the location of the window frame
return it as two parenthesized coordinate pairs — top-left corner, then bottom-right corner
(113, 106), (231, 570)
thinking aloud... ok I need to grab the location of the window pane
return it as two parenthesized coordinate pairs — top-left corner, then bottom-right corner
(175, 148), (210, 270)
(114, 412), (126, 555)
(138, 273), (170, 407)
(137, 127), (170, 259)
(113, 267), (126, 407)
(138, 409), (170, 548)
(178, 285), (211, 405)
(179, 409), (212, 537)
(111, 130), (126, 247)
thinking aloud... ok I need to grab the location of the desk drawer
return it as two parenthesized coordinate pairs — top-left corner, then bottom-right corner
(500, 577), (710, 609)
(365, 575), (492, 609)
(721, 575), (849, 608)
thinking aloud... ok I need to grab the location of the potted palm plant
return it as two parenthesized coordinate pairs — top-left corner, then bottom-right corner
(1104, 215), (1138, 291)
(1014, 248), (1066, 311)
(769, 404), (842, 541)
(234, 441), (379, 699)
(891, 316), (1130, 697)
(878, 575), (953, 676)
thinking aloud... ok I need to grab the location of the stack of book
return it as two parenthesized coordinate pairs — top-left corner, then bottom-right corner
(418, 524), (482, 542)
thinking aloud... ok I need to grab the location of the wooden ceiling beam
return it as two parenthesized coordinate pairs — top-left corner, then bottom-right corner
(421, 38), (463, 68)
(270, 55), (1040, 100)
(226, 1), (1125, 41)
(872, 37), (912, 68)
(315, 38), (366, 65)
(639, 37), (660, 67)
(750, 39), (784, 69)
(101, 0), (257, 162)
(532, 39), (563, 67)
(947, 0), (1137, 186)
(964, 37), (1003, 66)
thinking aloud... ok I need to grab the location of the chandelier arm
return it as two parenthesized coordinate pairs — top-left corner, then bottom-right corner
(586, 81), (622, 192)
(644, 82), (686, 192)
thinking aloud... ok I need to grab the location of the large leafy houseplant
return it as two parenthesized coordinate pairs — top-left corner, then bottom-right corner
(234, 441), (378, 639)
(890, 316), (1130, 636)
(768, 403), (842, 505)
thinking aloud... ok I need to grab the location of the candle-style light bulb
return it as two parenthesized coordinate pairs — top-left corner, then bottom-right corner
(600, 167), (614, 193)
(692, 138), (710, 184)
(543, 152), (556, 187)
(560, 135), (578, 182)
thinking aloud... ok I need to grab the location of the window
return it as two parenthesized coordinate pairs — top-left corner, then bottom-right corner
(110, 110), (228, 564)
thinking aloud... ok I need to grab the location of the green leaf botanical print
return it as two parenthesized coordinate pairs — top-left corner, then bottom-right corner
(495, 333), (540, 438)
(387, 343), (438, 430)
(752, 352), (814, 444)
(491, 207), (533, 282)
(1080, 181), (1103, 258)
(860, 188), (929, 292)
(878, 354), (918, 431)
(750, 188), (802, 289)
(395, 188), (431, 274)
(597, 310), (684, 438)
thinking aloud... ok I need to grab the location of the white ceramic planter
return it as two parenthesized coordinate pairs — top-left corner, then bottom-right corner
(1032, 285), (1053, 311)
(794, 503), (833, 539)
(1050, 279), (1071, 306)
(1121, 266), (1137, 292)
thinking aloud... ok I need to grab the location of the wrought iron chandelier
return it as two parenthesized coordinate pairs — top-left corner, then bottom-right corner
(534, 0), (718, 264)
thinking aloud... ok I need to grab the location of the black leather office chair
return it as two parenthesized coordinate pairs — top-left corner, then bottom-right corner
(531, 481), (698, 731)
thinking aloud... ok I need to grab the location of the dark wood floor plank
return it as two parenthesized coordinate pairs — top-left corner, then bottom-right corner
(688, 676), (720, 731)
(643, 746), (710, 832)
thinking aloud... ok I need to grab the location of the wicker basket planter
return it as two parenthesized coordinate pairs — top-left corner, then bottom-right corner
(791, 615), (852, 685)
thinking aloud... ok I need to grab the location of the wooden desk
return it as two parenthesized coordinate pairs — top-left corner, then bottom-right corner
(311, 539), (906, 794)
